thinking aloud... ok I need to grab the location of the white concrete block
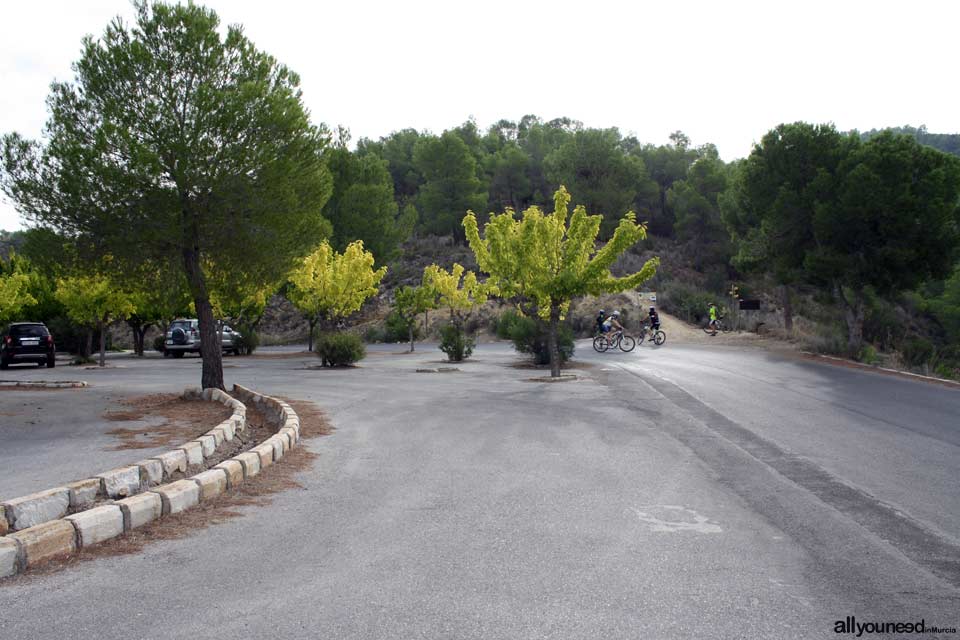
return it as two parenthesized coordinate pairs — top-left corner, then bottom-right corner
(2, 488), (70, 531)
(96, 466), (141, 499)
(116, 493), (162, 531)
(214, 460), (244, 489)
(65, 505), (124, 548)
(66, 479), (100, 510)
(137, 459), (164, 487)
(232, 452), (260, 479)
(150, 480), (200, 516)
(191, 469), (226, 501)
(206, 427), (225, 447)
(179, 441), (204, 467)
(194, 435), (217, 458)
(254, 443), (274, 468)
(0, 538), (18, 578)
(152, 450), (187, 478)
(217, 418), (235, 441)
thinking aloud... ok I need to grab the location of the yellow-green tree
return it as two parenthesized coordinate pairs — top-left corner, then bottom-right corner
(422, 263), (493, 361)
(0, 263), (37, 325)
(392, 285), (437, 353)
(56, 274), (135, 367)
(288, 240), (387, 351)
(464, 186), (659, 377)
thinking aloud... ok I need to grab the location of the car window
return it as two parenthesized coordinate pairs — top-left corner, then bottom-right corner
(10, 325), (48, 337)
(170, 321), (191, 330)
(222, 325), (233, 333)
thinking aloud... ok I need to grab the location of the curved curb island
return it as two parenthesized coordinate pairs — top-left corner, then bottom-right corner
(0, 380), (88, 389)
(0, 385), (301, 580)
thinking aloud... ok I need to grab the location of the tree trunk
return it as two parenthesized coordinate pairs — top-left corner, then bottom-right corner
(548, 303), (561, 378)
(84, 329), (93, 360)
(136, 325), (148, 356)
(182, 246), (224, 390)
(98, 318), (107, 368)
(308, 316), (317, 352)
(834, 284), (864, 355)
(781, 285), (793, 332)
(408, 322), (415, 353)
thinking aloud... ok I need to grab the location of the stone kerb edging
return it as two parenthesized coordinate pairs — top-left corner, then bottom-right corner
(0, 380), (88, 389)
(0, 384), (299, 579)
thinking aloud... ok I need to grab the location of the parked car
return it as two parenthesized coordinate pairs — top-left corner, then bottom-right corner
(164, 319), (241, 357)
(1, 322), (56, 369)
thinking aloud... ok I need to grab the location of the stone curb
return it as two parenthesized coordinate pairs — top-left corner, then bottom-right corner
(0, 380), (88, 388)
(800, 351), (960, 388)
(0, 384), (299, 579)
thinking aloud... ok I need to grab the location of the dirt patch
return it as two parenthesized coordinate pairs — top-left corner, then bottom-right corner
(509, 360), (595, 371)
(103, 394), (232, 451)
(4, 397), (333, 583)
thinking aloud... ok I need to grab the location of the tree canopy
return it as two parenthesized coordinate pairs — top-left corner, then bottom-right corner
(1, 1), (332, 388)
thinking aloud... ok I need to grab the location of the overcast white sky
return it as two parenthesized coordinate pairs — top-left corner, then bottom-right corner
(1, 0), (958, 231)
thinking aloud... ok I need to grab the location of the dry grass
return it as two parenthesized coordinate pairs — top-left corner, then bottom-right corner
(5, 397), (332, 584)
(102, 394), (232, 451)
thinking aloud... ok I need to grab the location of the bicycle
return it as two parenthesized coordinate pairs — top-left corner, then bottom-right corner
(638, 322), (666, 346)
(703, 315), (731, 335)
(593, 329), (636, 353)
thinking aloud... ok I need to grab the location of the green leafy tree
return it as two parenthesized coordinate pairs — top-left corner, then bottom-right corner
(544, 128), (657, 237)
(392, 285), (437, 352)
(56, 274), (135, 367)
(721, 122), (851, 330)
(632, 132), (699, 236)
(323, 141), (416, 263)
(0, 2), (333, 389)
(806, 132), (960, 352)
(465, 186), (659, 377)
(122, 261), (191, 356)
(413, 131), (488, 240)
(287, 240), (387, 351)
(667, 156), (730, 269)
(358, 128), (425, 207)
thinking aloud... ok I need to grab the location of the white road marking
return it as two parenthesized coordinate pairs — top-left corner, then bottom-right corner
(632, 505), (722, 534)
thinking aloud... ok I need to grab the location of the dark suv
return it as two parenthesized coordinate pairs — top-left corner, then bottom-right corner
(1, 323), (56, 369)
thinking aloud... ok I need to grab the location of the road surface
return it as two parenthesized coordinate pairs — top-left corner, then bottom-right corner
(0, 341), (957, 639)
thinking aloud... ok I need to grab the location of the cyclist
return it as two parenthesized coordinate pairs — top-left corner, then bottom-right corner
(602, 310), (624, 344)
(707, 303), (719, 336)
(648, 306), (660, 331)
(595, 309), (606, 335)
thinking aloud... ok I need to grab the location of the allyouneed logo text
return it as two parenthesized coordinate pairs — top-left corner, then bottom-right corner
(834, 616), (957, 637)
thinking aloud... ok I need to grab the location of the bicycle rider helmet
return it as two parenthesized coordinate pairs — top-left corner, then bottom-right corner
(649, 306), (656, 312)
(611, 310), (620, 317)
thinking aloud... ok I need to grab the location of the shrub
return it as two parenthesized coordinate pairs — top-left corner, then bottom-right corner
(385, 310), (419, 343)
(493, 309), (522, 339)
(801, 327), (848, 356)
(508, 315), (574, 365)
(316, 332), (365, 366)
(857, 344), (880, 365)
(900, 336), (934, 368)
(152, 335), (166, 353)
(659, 281), (714, 324)
(362, 325), (386, 343)
(439, 324), (474, 362)
(233, 324), (259, 355)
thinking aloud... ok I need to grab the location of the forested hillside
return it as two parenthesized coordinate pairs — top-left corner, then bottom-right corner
(3, 113), (959, 378)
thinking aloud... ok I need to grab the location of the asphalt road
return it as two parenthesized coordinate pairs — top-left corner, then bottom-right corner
(0, 341), (958, 639)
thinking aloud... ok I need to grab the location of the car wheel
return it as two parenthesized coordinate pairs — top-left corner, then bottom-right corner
(172, 351), (184, 359)
(0, 358), (8, 370)
(46, 357), (56, 368)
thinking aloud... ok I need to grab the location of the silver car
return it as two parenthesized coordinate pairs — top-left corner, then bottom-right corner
(164, 319), (241, 357)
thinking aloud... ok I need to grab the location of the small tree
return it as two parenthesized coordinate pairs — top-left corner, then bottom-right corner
(422, 263), (493, 361)
(392, 285), (437, 352)
(288, 240), (387, 350)
(55, 274), (135, 366)
(0, 256), (37, 325)
(464, 186), (659, 377)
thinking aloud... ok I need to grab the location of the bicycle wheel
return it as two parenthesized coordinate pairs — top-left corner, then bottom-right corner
(720, 321), (732, 333)
(593, 335), (609, 352)
(702, 323), (713, 334)
(653, 330), (666, 346)
(619, 334), (636, 352)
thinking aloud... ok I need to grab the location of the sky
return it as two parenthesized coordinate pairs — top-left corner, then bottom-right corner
(1, 0), (958, 231)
